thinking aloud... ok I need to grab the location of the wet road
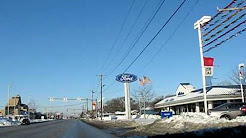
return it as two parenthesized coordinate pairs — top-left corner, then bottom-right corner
(0, 120), (117, 138)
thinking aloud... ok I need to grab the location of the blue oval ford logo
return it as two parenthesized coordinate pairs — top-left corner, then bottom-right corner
(116, 73), (137, 83)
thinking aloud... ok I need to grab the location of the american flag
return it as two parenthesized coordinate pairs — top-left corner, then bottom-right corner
(139, 76), (151, 86)
(143, 76), (151, 84)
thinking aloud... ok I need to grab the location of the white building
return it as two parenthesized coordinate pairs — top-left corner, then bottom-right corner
(155, 83), (245, 114)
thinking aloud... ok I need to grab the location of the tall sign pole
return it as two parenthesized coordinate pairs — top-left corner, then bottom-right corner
(97, 74), (106, 120)
(116, 73), (137, 119)
(239, 63), (245, 103)
(194, 16), (211, 115)
(124, 83), (131, 119)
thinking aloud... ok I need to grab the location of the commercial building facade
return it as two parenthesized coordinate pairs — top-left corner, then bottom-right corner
(155, 83), (245, 114)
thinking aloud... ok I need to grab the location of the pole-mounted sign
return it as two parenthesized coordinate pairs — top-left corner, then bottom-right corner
(116, 73), (137, 83)
(116, 73), (137, 119)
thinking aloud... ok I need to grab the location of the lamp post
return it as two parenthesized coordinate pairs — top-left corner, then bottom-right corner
(7, 84), (12, 116)
(239, 63), (245, 103)
(194, 16), (211, 115)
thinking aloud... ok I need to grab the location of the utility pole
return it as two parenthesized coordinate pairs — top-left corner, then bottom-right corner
(7, 84), (12, 116)
(86, 98), (88, 112)
(97, 74), (106, 120)
(91, 90), (94, 110)
(194, 16), (211, 115)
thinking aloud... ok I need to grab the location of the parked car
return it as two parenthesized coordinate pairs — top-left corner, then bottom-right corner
(21, 118), (30, 125)
(0, 118), (21, 126)
(208, 102), (246, 120)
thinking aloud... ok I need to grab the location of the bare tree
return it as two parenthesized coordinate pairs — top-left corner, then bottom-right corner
(132, 86), (155, 118)
(216, 80), (233, 86)
(229, 67), (246, 85)
(104, 97), (138, 113)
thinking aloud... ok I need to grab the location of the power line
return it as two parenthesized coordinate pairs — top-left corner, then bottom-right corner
(123, 0), (187, 73)
(202, 0), (238, 27)
(203, 19), (246, 47)
(138, 0), (200, 75)
(98, 0), (136, 73)
(204, 27), (246, 53)
(106, 0), (166, 76)
(89, 0), (136, 94)
(104, 0), (149, 75)
(203, 6), (245, 38)
(203, 0), (245, 32)
(203, 11), (246, 42)
(101, 0), (166, 93)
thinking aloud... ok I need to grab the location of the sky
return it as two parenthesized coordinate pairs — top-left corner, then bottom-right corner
(0, 0), (245, 113)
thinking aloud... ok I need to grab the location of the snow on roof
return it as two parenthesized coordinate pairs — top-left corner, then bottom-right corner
(155, 85), (243, 107)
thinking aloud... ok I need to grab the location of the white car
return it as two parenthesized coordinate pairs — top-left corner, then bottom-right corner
(0, 118), (21, 126)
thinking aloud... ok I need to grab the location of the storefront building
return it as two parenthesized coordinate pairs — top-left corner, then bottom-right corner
(155, 83), (244, 114)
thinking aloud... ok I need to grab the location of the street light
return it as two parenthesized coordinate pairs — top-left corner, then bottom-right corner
(7, 84), (12, 116)
(194, 16), (212, 115)
(238, 63), (245, 102)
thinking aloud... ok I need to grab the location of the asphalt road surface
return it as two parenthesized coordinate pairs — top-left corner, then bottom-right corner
(0, 119), (118, 138)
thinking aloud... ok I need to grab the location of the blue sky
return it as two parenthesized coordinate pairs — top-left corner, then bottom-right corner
(0, 0), (245, 113)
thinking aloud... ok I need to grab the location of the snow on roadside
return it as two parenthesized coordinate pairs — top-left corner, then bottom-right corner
(120, 112), (246, 136)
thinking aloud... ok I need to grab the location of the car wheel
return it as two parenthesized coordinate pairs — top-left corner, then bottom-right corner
(220, 115), (231, 120)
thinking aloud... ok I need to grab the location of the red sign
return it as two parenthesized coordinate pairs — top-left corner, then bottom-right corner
(204, 57), (214, 66)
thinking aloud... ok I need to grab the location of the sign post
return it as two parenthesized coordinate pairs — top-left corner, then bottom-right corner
(239, 63), (245, 103)
(116, 73), (137, 119)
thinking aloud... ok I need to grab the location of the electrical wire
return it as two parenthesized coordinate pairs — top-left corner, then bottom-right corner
(203, 0), (245, 32)
(137, 0), (200, 75)
(204, 27), (246, 53)
(106, 0), (166, 77)
(203, 19), (246, 47)
(202, 0), (238, 27)
(97, 0), (136, 74)
(104, 0), (149, 75)
(101, 0), (167, 94)
(203, 11), (246, 42)
(203, 6), (245, 37)
(123, 0), (187, 73)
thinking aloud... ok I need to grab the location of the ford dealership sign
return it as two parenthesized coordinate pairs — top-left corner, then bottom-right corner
(116, 73), (137, 83)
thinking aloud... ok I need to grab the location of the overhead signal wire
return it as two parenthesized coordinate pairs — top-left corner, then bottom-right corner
(123, 0), (187, 73)
(202, 0), (238, 27)
(203, 6), (245, 37)
(204, 27), (246, 53)
(203, 10), (246, 42)
(137, 0), (200, 75)
(203, 19), (246, 48)
(203, 0), (245, 32)
(97, 0), (136, 74)
(106, 0), (166, 77)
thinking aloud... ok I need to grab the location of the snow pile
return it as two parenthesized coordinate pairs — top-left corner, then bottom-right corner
(163, 112), (219, 124)
(139, 114), (161, 119)
(121, 112), (246, 136)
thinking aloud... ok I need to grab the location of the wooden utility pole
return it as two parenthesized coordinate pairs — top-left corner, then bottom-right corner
(91, 90), (94, 110)
(97, 74), (106, 120)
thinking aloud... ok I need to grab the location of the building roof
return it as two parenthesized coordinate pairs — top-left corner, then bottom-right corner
(155, 85), (244, 108)
(7, 96), (21, 106)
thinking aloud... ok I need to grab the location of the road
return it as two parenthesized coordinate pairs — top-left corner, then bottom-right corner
(0, 119), (118, 138)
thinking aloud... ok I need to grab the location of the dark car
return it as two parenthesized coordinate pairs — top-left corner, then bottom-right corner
(208, 102), (246, 120)
(21, 118), (30, 125)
